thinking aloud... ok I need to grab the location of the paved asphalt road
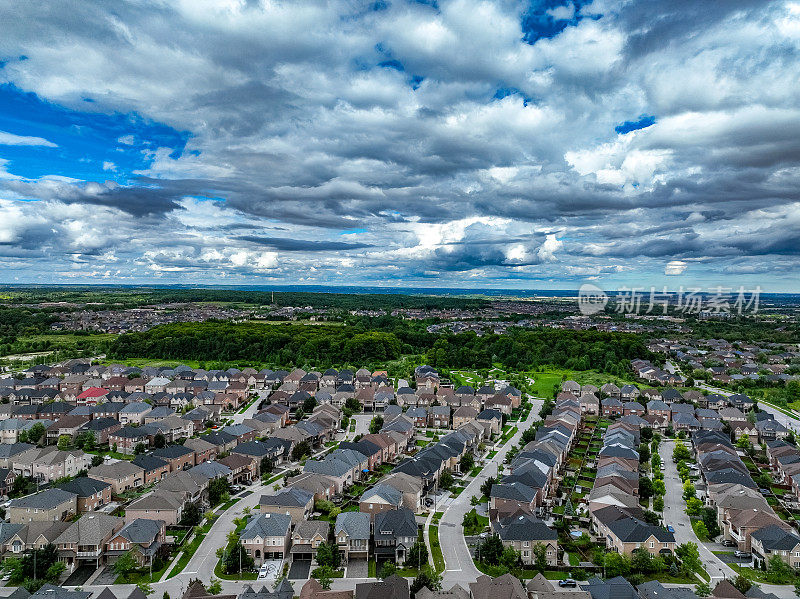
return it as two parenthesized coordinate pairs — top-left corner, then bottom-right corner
(659, 438), (734, 584)
(659, 437), (798, 598)
(438, 399), (543, 588)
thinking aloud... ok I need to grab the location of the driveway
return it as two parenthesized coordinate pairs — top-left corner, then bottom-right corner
(713, 552), (753, 566)
(287, 560), (311, 580)
(63, 565), (97, 586)
(350, 414), (372, 440)
(91, 565), (118, 586)
(345, 559), (368, 578)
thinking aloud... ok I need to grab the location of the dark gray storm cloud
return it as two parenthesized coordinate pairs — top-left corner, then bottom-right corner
(234, 235), (373, 252)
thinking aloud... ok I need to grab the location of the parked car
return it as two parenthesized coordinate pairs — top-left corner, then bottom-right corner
(734, 551), (751, 558)
(721, 539), (736, 547)
(558, 580), (577, 588)
(667, 525), (675, 533)
(424, 498), (434, 507)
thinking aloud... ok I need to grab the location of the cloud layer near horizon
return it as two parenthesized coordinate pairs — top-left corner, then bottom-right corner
(1, 0), (800, 290)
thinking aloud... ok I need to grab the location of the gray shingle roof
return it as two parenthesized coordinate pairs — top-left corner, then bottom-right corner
(335, 511), (370, 540)
(259, 487), (313, 508)
(361, 484), (402, 506)
(30, 585), (90, 599)
(374, 508), (417, 539)
(751, 525), (800, 551)
(58, 477), (111, 497)
(10, 488), (76, 510)
(495, 514), (556, 542)
(54, 513), (121, 545)
(117, 517), (164, 544)
(241, 513), (291, 539)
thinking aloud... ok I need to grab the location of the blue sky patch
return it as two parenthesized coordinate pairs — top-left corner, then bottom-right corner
(615, 114), (657, 134)
(521, 1), (594, 44)
(494, 87), (532, 106)
(0, 84), (188, 183)
(379, 59), (404, 72)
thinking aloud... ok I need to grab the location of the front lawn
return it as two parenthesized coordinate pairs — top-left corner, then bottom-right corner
(429, 525), (445, 573)
(166, 530), (206, 579)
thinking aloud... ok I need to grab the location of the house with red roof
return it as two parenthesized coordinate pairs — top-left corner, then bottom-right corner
(76, 387), (109, 405)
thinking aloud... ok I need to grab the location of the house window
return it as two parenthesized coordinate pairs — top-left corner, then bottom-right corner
(649, 541), (654, 549)
(523, 541), (530, 547)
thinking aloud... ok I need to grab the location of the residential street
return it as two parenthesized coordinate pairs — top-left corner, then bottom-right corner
(658, 439), (733, 585)
(438, 399), (543, 588)
(658, 439), (797, 598)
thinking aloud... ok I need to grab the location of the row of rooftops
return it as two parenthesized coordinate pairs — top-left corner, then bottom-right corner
(587, 400), (677, 550)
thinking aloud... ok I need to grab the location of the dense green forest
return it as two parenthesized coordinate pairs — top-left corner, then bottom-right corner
(108, 320), (650, 377)
(0, 307), (59, 346)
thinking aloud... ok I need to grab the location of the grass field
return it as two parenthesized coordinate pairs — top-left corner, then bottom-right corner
(100, 357), (203, 368)
(527, 368), (638, 398)
(24, 332), (117, 345)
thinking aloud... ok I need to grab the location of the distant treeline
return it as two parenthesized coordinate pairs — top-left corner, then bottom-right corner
(108, 320), (650, 376)
(0, 287), (490, 311)
(687, 317), (800, 344)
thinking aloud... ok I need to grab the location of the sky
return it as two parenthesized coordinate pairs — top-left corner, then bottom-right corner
(1, 1), (800, 291)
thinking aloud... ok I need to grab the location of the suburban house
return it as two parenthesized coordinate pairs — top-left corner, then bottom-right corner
(125, 491), (185, 526)
(58, 477), (112, 513)
(259, 487), (314, 524)
(53, 513), (123, 569)
(88, 462), (145, 495)
(334, 511), (371, 563)
(152, 445), (196, 472)
(290, 520), (330, 564)
(605, 517), (676, 556)
(106, 518), (167, 566)
(108, 426), (157, 455)
(492, 514), (558, 566)
(359, 485), (403, 521)
(240, 512), (292, 566)
(8, 489), (77, 523)
(373, 508), (418, 565)
(132, 455), (171, 485)
(750, 525), (800, 570)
